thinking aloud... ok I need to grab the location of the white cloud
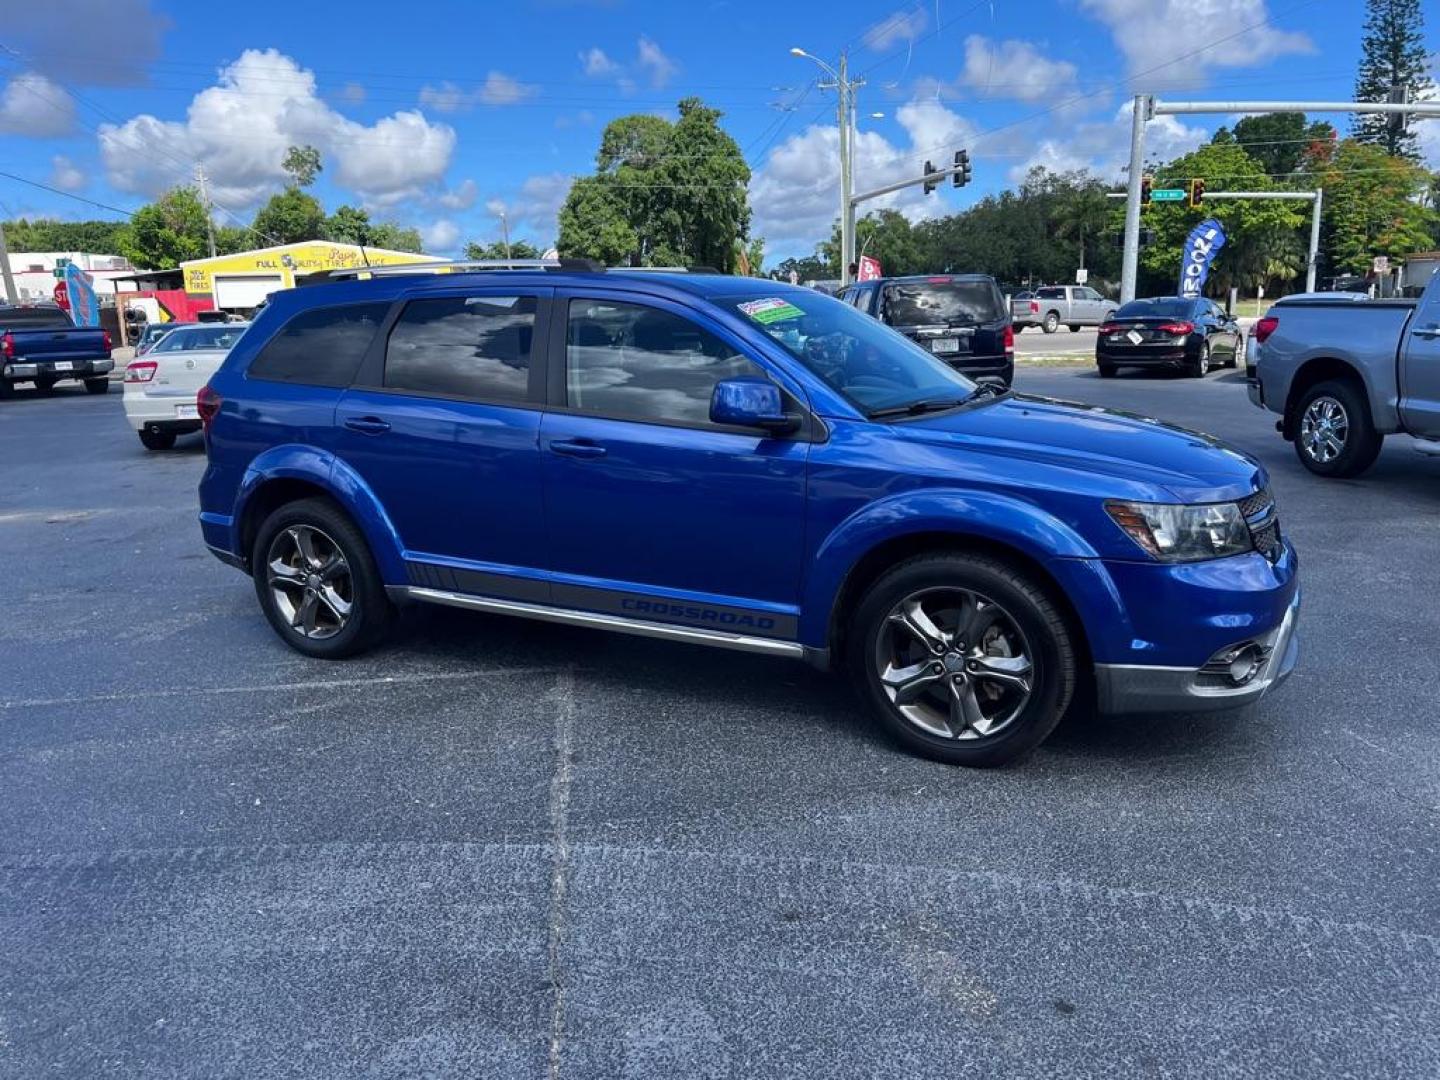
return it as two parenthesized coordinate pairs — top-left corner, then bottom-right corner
(422, 218), (460, 252)
(485, 173), (573, 241)
(1079, 0), (1312, 90)
(579, 47), (619, 77)
(50, 155), (85, 191)
(438, 178), (478, 210)
(636, 36), (678, 88)
(959, 36), (1079, 102)
(1000, 99), (1209, 183)
(862, 7), (929, 52)
(0, 72), (75, 137)
(751, 99), (978, 247)
(419, 72), (536, 113)
(98, 49), (456, 210)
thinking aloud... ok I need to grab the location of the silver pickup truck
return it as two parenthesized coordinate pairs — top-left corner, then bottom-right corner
(1012, 285), (1118, 333)
(1247, 277), (1440, 477)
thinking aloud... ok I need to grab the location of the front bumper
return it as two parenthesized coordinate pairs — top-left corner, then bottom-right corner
(1095, 586), (1300, 715)
(4, 358), (113, 381)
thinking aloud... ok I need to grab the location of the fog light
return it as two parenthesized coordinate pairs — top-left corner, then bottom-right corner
(1226, 644), (1264, 686)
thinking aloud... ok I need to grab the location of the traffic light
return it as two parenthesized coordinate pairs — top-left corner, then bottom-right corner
(923, 160), (939, 195)
(1140, 175), (1152, 206)
(953, 149), (972, 188)
(1139, 227), (1155, 249)
(1188, 177), (1206, 207)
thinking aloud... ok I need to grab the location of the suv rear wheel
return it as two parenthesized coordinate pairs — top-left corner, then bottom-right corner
(848, 553), (1076, 767)
(252, 497), (393, 658)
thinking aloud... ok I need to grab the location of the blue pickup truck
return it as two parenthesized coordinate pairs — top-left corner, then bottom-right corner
(0, 304), (113, 397)
(197, 262), (1300, 766)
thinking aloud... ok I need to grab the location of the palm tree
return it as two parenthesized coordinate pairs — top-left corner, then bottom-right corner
(1052, 186), (1111, 272)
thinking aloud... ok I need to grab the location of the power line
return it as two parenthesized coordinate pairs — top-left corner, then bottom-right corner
(0, 171), (139, 217)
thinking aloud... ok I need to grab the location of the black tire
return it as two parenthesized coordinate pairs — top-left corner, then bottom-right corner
(34, 378), (56, 394)
(1042, 311), (1060, 334)
(1097, 363), (1117, 378)
(251, 497), (393, 659)
(138, 427), (177, 451)
(847, 553), (1076, 768)
(1228, 335), (1243, 368)
(1292, 379), (1383, 478)
(85, 378), (110, 394)
(1067, 324), (1080, 333)
(0, 380), (14, 400)
(1186, 341), (1210, 378)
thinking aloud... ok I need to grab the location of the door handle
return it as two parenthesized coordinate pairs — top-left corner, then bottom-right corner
(549, 438), (607, 459)
(1414, 324), (1440, 340)
(343, 416), (391, 435)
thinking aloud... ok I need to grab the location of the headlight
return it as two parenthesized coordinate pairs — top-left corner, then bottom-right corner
(1105, 500), (1253, 561)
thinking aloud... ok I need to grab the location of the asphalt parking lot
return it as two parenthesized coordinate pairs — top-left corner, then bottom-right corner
(3, 370), (1437, 1078)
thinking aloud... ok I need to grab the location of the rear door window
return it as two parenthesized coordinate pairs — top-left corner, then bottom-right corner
(1037, 287), (1066, 300)
(385, 295), (537, 403)
(248, 303), (390, 387)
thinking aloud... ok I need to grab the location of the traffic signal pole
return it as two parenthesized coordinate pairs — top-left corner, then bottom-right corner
(0, 219), (17, 305)
(1120, 96), (1440, 302)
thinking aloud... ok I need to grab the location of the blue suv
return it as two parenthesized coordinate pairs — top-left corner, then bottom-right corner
(198, 263), (1300, 767)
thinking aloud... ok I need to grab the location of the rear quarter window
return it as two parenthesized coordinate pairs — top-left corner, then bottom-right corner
(247, 303), (390, 387)
(1037, 287), (1066, 299)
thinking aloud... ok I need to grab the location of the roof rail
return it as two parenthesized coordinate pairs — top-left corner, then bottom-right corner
(296, 257), (605, 285)
(614, 265), (724, 275)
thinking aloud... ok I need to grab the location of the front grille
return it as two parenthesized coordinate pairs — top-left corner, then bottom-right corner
(1238, 488), (1282, 561)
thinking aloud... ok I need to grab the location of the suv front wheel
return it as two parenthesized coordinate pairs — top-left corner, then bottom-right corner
(848, 553), (1076, 767)
(252, 498), (393, 658)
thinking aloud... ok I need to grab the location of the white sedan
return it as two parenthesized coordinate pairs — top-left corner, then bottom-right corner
(123, 323), (249, 450)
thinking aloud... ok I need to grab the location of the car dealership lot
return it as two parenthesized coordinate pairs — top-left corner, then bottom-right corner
(2, 375), (1437, 1078)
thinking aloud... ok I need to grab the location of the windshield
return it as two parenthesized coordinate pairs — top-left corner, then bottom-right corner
(152, 325), (249, 352)
(881, 280), (1004, 326)
(1114, 298), (1196, 319)
(724, 292), (976, 414)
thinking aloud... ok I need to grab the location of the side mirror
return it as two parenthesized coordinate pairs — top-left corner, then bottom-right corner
(710, 377), (798, 434)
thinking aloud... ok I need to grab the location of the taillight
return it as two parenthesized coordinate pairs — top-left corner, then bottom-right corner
(1029, 300), (1039, 314)
(1098, 322), (1122, 334)
(102, 330), (112, 353)
(1, 332), (12, 359)
(1254, 315), (1279, 344)
(197, 384), (221, 431)
(1156, 321), (1194, 335)
(125, 360), (157, 383)
(1002, 324), (1014, 351)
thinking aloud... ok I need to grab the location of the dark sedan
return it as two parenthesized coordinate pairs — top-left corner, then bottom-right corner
(1096, 297), (1243, 378)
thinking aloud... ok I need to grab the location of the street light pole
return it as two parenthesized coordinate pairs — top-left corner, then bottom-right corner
(791, 47), (863, 286)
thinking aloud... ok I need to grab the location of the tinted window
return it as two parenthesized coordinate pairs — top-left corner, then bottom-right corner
(1114, 298), (1197, 319)
(248, 303), (389, 387)
(881, 280), (1004, 325)
(385, 295), (536, 402)
(152, 325), (250, 352)
(0, 308), (73, 329)
(566, 300), (767, 426)
(1037, 287), (1066, 299)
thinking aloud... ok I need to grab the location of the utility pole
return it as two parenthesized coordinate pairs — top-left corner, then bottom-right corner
(500, 210), (511, 259)
(791, 47), (863, 285)
(194, 163), (218, 259)
(0, 218), (17, 304)
(1120, 94), (1151, 305)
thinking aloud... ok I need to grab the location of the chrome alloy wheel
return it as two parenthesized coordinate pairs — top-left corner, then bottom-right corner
(874, 587), (1035, 740)
(266, 524), (353, 640)
(1300, 395), (1349, 464)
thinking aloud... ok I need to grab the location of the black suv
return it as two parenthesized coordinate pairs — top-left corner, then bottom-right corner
(839, 274), (1013, 385)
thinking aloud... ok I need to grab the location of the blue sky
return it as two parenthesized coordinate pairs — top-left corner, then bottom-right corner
(0, 0), (1434, 263)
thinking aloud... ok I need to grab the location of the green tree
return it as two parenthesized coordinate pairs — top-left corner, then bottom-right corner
(558, 97), (751, 271)
(1, 218), (133, 254)
(1051, 182), (1111, 272)
(1137, 142), (1305, 296)
(1313, 139), (1436, 273)
(116, 186), (213, 268)
(1211, 113), (1337, 176)
(822, 209), (922, 276)
(368, 222), (424, 253)
(464, 239), (542, 260)
(1352, 0), (1434, 160)
(323, 204), (375, 246)
(739, 236), (764, 276)
(773, 254), (831, 283)
(252, 187), (326, 246)
(282, 145), (323, 187)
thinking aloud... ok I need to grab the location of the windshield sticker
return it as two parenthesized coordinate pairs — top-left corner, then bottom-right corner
(738, 297), (805, 324)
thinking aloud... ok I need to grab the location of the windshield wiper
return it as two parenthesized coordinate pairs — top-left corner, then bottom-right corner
(965, 380), (1010, 402)
(867, 397), (969, 419)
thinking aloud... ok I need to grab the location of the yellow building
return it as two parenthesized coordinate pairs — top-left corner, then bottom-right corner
(180, 240), (434, 310)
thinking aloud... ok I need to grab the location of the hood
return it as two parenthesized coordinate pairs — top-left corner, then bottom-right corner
(891, 394), (1265, 502)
